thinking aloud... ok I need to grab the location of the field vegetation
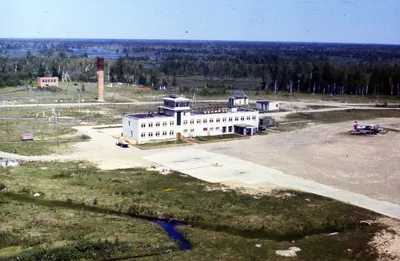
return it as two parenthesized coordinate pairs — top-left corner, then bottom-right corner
(0, 161), (387, 260)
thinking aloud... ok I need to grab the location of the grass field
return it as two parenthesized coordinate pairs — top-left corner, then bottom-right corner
(285, 109), (400, 124)
(193, 133), (243, 142)
(0, 161), (385, 260)
(135, 139), (188, 149)
(0, 119), (83, 155)
(3, 83), (400, 104)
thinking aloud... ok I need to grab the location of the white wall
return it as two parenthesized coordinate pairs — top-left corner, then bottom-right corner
(123, 110), (259, 143)
(123, 116), (176, 144)
(268, 102), (280, 111)
(179, 111), (258, 138)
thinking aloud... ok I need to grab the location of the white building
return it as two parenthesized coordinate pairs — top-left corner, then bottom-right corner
(123, 95), (259, 144)
(229, 96), (249, 106)
(256, 101), (280, 112)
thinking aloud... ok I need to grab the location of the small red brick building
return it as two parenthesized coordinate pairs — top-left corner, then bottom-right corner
(37, 77), (59, 88)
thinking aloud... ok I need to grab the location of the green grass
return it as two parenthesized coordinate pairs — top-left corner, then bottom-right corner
(136, 139), (187, 149)
(0, 119), (82, 155)
(285, 108), (400, 124)
(0, 161), (385, 261)
(194, 133), (243, 142)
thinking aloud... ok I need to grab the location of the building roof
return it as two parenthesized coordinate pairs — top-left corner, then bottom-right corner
(191, 107), (255, 115)
(234, 124), (257, 128)
(124, 113), (173, 119)
(256, 100), (270, 105)
(230, 96), (248, 99)
(163, 94), (191, 102)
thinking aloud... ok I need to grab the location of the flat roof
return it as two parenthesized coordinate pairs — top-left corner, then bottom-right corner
(234, 124), (257, 128)
(163, 96), (191, 102)
(191, 108), (256, 115)
(124, 113), (173, 119)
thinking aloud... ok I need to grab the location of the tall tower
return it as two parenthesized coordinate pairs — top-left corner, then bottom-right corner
(97, 57), (105, 102)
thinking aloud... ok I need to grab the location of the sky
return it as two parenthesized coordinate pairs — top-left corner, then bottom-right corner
(0, 0), (399, 44)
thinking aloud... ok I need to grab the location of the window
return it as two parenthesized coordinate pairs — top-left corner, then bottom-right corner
(235, 117), (239, 121)
(155, 131), (160, 136)
(203, 128), (208, 131)
(130, 131), (133, 136)
(228, 126), (233, 132)
(252, 116), (256, 120)
(216, 118), (220, 123)
(169, 130), (174, 136)
(141, 133), (146, 137)
(190, 120), (194, 124)
(229, 117), (233, 122)
(183, 129), (188, 133)
(247, 116), (250, 120)
(209, 118), (214, 123)
(203, 119), (207, 123)
(222, 118), (227, 122)
(163, 122), (167, 126)
(148, 123), (153, 127)
(183, 120), (188, 125)
(216, 127), (220, 130)
(241, 117), (245, 121)
(170, 121), (174, 126)
(148, 132), (153, 137)
(128, 121), (131, 126)
(141, 123), (146, 128)
(190, 129), (194, 133)
(276, 104), (279, 108)
(156, 122), (160, 127)
(162, 131), (167, 136)
(197, 119), (201, 124)
(210, 127), (214, 131)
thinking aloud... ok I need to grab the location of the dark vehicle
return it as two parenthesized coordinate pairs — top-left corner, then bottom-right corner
(116, 138), (129, 148)
(357, 125), (379, 135)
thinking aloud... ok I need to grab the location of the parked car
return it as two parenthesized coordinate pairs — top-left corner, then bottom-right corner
(116, 138), (129, 148)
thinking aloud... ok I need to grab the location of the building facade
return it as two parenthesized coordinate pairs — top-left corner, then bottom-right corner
(256, 101), (280, 111)
(123, 95), (259, 144)
(37, 77), (59, 88)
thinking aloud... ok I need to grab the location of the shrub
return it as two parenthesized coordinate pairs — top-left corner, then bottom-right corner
(80, 134), (91, 140)
(0, 183), (5, 191)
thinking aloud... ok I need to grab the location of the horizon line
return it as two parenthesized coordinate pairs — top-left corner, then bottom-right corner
(0, 37), (399, 46)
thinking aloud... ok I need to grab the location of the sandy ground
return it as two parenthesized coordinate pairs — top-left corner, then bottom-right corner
(197, 118), (400, 204)
(371, 218), (400, 261)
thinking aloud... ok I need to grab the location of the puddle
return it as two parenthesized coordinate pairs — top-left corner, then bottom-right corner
(152, 219), (193, 250)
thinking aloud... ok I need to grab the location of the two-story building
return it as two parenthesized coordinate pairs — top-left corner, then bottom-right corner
(122, 95), (259, 144)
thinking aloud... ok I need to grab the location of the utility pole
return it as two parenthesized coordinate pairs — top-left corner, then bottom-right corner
(290, 80), (293, 112)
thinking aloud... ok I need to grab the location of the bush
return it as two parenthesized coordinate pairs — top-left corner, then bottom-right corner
(80, 134), (91, 140)
(0, 183), (5, 191)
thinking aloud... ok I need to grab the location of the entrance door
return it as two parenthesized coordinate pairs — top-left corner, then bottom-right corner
(176, 132), (181, 139)
(177, 112), (182, 126)
(222, 126), (226, 133)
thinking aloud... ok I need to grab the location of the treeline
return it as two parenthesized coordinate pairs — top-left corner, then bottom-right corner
(1, 49), (400, 96)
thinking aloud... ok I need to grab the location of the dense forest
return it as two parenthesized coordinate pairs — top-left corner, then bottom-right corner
(1, 39), (400, 96)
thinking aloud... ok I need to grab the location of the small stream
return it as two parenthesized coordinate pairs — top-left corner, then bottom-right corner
(152, 219), (193, 250)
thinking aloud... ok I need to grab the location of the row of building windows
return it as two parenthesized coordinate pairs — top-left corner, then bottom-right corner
(183, 115), (256, 125)
(137, 121), (175, 128)
(41, 79), (57, 83)
(141, 130), (175, 137)
(133, 115), (257, 129)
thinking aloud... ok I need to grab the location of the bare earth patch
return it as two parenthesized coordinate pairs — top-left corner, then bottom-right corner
(371, 218), (400, 261)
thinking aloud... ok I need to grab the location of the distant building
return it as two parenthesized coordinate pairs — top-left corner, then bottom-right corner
(256, 101), (280, 112)
(37, 77), (58, 88)
(137, 87), (151, 93)
(228, 96), (249, 106)
(122, 95), (259, 144)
